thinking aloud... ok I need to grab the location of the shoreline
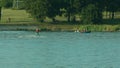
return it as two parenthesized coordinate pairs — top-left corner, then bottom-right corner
(0, 25), (37, 31)
(0, 24), (120, 32)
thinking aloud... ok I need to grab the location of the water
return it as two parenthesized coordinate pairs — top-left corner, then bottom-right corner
(0, 31), (120, 68)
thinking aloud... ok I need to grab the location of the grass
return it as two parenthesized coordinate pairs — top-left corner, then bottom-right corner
(78, 25), (120, 32)
(0, 8), (35, 24)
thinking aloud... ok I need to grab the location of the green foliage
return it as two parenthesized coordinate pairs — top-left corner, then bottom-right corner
(24, 0), (48, 22)
(1, 0), (13, 8)
(23, 0), (120, 24)
(104, 0), (120, 19)
(47, 0), (62, 21)
(81, 4), (102, 24)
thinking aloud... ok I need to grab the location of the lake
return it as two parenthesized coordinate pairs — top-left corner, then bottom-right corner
(0, 31), (120, 68)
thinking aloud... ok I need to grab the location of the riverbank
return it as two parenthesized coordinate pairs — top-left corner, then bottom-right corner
(39, 24), (120, 32)
(0, 23), (120, 32)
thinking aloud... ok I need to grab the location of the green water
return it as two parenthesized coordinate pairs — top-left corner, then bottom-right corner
(0, 31), (120, 68)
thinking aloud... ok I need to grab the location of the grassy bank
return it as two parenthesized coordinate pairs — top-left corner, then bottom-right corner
(37, 23), (120, 32)
(78, 25), (120, 32)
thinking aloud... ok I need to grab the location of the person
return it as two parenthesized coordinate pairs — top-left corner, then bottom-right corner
(75, 28), (79, 32)
(75, 29), (79, 32)
(36, 28), (40, 34)
(8, 18), (11, 23)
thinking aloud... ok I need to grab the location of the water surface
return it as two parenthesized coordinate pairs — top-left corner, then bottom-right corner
(0, 31), (120, 68)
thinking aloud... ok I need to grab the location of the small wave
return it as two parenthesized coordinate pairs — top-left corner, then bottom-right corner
(18, 35), (46, 39)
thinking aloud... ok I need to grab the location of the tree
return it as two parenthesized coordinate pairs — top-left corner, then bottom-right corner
(13, 0), (24, 9)
(24, 0), (48, 22)
(2, 0), (13, 8)
(81, 4), (102, 24)
(24, 0), (65, 22)
(62, 0), (77, 22)
(23, 0), (119, 24)
(47, 0), (62, 22)
(0, 1), (2, 20)
(0, 7), (1, 20)
(105, 0), (120, 19)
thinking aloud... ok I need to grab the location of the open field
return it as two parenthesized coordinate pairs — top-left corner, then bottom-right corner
(0, 9), (35, 24)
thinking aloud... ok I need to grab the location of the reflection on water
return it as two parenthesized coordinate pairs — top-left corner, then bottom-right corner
(0, 31), (120, 68)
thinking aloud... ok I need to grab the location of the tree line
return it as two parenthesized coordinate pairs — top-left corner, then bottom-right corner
(1, 0), (120, 24)
(24, 0), (120, 24)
